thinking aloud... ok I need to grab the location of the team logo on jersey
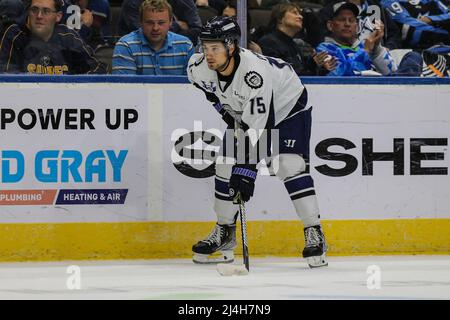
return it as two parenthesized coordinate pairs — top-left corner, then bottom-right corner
(201, 81), (217, 92)
(244, 71), (263, 89)
(41, 55), (52, 67)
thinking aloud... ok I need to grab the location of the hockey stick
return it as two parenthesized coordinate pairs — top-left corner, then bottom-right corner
(238, 194), (250, 272)
(217, 121), (250, 276)
(217, 193), (249, 276)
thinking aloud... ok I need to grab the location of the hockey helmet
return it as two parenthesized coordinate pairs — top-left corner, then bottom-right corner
(200, 16), (241, 47)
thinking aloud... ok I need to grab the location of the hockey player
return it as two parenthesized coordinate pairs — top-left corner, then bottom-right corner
(187, 16), (328, 268)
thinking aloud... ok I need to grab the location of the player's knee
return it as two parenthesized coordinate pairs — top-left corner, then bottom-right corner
(215, 156), (235, 180)
(272, 154), (306, 181)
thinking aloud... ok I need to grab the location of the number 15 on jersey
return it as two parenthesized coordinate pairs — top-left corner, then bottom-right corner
(250, 97), (266, 114)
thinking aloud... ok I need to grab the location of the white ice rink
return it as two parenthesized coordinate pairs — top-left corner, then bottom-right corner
(0, 255), (449, 300)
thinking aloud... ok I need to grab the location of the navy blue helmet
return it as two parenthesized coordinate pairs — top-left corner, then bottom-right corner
(200, 16), (241, 46)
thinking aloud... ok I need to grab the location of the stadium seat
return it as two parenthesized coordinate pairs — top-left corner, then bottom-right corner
(197, 6), (218, 25)
(95, 45), (114, 74)
(249, 8), (272, 29)
(110, 5), (122, 37)
(295, 1), (324, 10)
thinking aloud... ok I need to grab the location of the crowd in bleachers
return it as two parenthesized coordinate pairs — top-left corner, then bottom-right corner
(0, 0), (449, 76)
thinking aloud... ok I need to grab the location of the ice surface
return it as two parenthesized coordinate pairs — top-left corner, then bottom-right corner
(0, 255), (448, 300)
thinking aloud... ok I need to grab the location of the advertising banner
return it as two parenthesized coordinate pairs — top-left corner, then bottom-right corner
(0, 83), (151, 222)
(1, 82), (449, 222)
(164, 84), (450, 221)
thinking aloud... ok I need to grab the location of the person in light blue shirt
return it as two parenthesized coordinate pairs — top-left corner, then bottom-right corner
(316, 2), (425, 76)
(112, 0), (194, 75)
(316, 1), (398, 75)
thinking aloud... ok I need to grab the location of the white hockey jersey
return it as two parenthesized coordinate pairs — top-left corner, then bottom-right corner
(187, 48), (306, 136)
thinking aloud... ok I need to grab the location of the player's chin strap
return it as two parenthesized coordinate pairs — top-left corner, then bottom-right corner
(217, 40), (235, 73)
(217, 55), (232, 73)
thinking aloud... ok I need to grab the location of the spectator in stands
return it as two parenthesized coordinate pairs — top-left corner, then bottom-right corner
(221, 1), (262, 53)
(222, 3), (235, 17)
(112, 0), (194, 75)
(319, 0), (402, 50)
(247, 0), (324, 48)
(0, 0), (106, 74)
(118, 0), (202, 46)
(380, 0), (450, 49)
(316, 1), (424, 76)
(258, 2), (337, 75)
(61, 0), (111, 49)
(220, 2), (236, 17)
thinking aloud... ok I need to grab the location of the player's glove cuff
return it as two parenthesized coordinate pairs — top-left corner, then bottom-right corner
(232, 164), (257, 181)
(229, 164), (257, 203)
(221, 111), (235, 128)
(213, 102), (224, 113)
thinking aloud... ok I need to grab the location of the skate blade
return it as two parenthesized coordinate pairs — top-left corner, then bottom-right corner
(217, 263), (249, 276)
(306, 254), (328, 268)
(193, 251), (234, 264)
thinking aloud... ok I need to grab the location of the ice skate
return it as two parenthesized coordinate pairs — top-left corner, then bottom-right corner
(302, 225), (328, 268)
(192, 223), (236, 264)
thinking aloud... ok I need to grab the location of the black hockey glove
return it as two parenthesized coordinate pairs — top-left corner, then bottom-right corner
(214, 103), (251, 131)
(213, 101), (236, 128)
(229, 164), (257, 203)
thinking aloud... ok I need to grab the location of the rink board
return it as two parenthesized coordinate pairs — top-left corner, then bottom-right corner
(0, 219), (449, 261)
(0, 76), (449, 261)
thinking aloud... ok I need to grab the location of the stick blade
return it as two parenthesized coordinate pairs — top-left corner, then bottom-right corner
(216, 263), (249, 276)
